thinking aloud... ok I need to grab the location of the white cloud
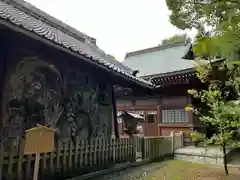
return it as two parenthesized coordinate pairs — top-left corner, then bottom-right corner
(26, 0), (196, 61)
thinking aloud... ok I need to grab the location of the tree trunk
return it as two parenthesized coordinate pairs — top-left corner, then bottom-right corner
(222, 143), (229, 175)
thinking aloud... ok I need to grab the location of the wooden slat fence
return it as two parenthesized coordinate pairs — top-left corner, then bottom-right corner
(0, 137), (135, 180)
(173, 132), (184, 150)
(0, 132), (183, 180)
(140, 136), (173, 160)
(133, 132), (183, 161)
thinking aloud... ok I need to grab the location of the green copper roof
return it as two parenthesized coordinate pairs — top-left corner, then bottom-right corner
(123, 41), (195, 77)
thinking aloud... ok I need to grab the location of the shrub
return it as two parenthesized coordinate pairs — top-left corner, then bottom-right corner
(190, 131), (205, 143)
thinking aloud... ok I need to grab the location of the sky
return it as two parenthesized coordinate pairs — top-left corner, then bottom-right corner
(26, 0), (196, 61)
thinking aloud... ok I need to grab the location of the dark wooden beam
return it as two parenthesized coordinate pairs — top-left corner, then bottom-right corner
(0, 20), (153, 89)
(0, 29), (9, 138)
(112, 86), (119, 139)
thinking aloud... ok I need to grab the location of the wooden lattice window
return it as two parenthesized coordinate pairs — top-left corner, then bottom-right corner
(146, 111), (157, 123)
(161, 109), (188, 123)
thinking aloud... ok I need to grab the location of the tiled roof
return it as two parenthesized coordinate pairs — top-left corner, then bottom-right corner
(123, 41), (195, 77)
(0, 0), (153, 88)
(86, 42), (135, 75)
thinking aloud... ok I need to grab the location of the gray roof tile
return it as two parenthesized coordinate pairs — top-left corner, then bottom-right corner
(123, 41), (195, 77)
(0, 0), (153, 88)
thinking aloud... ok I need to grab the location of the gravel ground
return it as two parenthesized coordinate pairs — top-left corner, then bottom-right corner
(89, 161), (168, 180)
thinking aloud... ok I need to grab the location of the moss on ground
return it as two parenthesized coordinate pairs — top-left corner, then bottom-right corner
(146, 160), (240, 180)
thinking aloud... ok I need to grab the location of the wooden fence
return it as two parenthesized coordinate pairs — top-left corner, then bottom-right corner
(135, 132), (183, 160)
(0, 132), (183, 180)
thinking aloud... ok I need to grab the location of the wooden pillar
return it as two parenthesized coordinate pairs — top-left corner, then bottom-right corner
(157, 97), (162, 136)
(0, 30), (9, 138)
(130, 99), (136, 110)
(112, 85), (119, 139)
(157, 105), (161, 136)
(143, 111), (147, 136)
(187, 95), (194, 131)
(157, 105), (161, 123)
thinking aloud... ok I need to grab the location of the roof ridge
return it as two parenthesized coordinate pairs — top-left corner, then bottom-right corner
(125, 41), (189, 58)
(10, 0), (136, 74)
(142, 67), (195, 79)
(0, 0), (154, 88)
(85, 40), (136, 74)
(7, 0), (94, 43)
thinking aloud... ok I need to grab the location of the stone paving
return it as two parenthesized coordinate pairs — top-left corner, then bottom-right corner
(89, 161), (168, 180)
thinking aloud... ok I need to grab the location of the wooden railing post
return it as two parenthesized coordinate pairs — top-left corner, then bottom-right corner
(141, 137), (145, 160)
(17, 138), (25, 180)
(93, 139), (97, 165)
(74, 136), (80, 168)
(131, 136), (136, 162)
(180, 131), (184, 148)
(62, 140), (68, 173)
(113, 138), (116, 163)
(8, 139), (16, 178)
(133, 134), (144, 162)
(170, 131), (175, 153)
(56, 139), (62, 171)
(80, 140), (84, 167)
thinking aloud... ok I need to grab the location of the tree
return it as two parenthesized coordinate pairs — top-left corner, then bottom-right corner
(166, 0), (240, 31)
(166, 0), (240, 63)
(187, 87), (240, 175)
(166, 0), (240, 175)
(161, 34), (191, 45)
(185, 59), (240, 176)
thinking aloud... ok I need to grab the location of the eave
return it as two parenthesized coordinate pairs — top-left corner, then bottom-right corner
(0, 1), (155, 89)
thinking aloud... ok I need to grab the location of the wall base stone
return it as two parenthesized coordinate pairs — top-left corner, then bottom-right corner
(174, 153), (224, 165)
(174, 146), (234, 165)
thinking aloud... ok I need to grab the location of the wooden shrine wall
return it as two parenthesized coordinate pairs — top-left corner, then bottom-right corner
(116, 84), (200, 137)
(0, 28), (113, 147)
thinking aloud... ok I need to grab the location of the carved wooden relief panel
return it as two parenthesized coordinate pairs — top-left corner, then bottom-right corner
(1, 56), (113, 149)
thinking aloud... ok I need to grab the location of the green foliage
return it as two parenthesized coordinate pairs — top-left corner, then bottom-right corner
(167, 0), (240, 175)
(171, 0), (240, 108)
(186, 80), (240, 174)
(203, 101), (240, 145)
(190, 131), (205, 143)
(161, 34), (191, 45)
(166, 0), (240, 31)
(166, 0), (240, 61)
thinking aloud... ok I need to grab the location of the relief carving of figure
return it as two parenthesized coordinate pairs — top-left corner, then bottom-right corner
(2, 58), (63, 144)
(58, 70), (112, 140)
(58, 70), (99, 139)
(1, 57), (113, 149)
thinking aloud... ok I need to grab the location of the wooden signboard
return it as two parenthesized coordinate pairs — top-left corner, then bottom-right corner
(24, 124), (56, 180)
